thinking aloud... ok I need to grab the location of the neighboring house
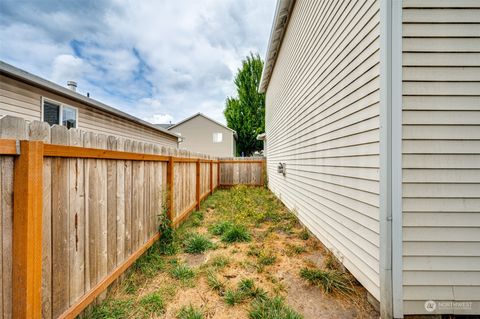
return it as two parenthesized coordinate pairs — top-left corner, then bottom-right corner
(167, 113), (237, 157)
(0, 61), (180, 147)
(260, 1), (479, 318)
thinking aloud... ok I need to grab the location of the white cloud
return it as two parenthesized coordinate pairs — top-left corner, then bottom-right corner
(52, 54), (86, 83)
(0, 0), (276, 124)
(149, 114), (174, 124)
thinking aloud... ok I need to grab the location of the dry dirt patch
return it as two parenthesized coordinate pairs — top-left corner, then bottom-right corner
(87, 186), (379, 319)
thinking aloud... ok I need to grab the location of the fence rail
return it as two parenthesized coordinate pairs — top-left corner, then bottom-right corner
(0, 116), (264, 319)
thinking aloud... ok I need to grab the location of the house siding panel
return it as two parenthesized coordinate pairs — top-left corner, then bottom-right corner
(402, 0), (480, 315)
(265, 0), (381, 300)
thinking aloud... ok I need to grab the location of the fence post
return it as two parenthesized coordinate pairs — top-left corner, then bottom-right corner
(167, 156), (174, 221)
(196, 159), (200, 210)
(217, 161), (221, 187)
(12, 140), (44, 319)
(210, 160), (213, 194)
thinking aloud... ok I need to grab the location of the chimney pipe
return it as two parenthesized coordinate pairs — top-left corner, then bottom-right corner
(67, 80), (77, 92)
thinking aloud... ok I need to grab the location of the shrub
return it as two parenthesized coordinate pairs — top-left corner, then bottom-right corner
(299, 268), (353, 294)
(184, 234), (214, 254)
(249, 296), (303, 319)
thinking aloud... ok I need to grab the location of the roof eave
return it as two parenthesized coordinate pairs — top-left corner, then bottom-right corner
(0, 60), (180, 141)
(258, 0), (296, 93)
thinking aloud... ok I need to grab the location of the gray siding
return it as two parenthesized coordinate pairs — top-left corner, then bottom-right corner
(0, 75), (178, 148)
(265, 0), (381, 300)
(169, 115), (235, 157)
(402, 0), (480, 315)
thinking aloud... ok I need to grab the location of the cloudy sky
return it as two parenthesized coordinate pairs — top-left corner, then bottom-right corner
(0, 0), (276, 124)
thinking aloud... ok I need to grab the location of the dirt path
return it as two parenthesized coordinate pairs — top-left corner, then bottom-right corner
(87, 186), (379, 319)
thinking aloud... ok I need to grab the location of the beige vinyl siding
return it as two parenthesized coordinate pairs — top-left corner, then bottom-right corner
(265, 0), (381, 300)
(169, 115), (235, 157)
(0, 75), (178, 148)
(0, 74), (41, 121)
(402, 0), (480, 315)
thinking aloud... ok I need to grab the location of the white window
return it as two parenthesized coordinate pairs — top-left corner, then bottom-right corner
(42, 98), (78, 129)
(213, 132), (223, 143)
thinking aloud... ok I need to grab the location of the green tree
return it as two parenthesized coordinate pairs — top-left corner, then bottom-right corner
(224, 53), (265, 156)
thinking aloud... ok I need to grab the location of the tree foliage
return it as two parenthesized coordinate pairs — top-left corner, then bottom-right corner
(224, 53), (265, 156)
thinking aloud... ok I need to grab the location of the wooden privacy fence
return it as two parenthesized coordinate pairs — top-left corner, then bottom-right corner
(0, 116), (264, 319)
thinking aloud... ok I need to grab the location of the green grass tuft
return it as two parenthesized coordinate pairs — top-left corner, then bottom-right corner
(298, 229), (310, 240)
(184, 234), (214, 254)
(210, 255), (230, 269)
(89, 299), (133, 319)
(224, 288), (245, 306)
(207, 271), (225, 293)
(221, 224), (251, 243)
(249, 296), (303, 319)
(177, 304), (203, 319)
(209, 221), (234, 236)
(170, 263), (195, 282)
(300, 268), (353, 294)
(140, 292), (164, 315)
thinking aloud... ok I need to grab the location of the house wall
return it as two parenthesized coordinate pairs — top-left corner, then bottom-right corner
(169, 115), (235, 157)
(0, 75), (178, 148)
(265, 0), (381, 300)
(401, 0), (480, 315)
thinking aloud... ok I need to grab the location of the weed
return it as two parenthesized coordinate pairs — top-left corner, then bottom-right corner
(207, 271), (225, 293)
(184, 234), (214, 254)
(238, 278), (255, 293)
(221, 224), (251, 243)
(299, 229), (310, 240)
(324, 251), (342, 271)
(158, 207), (176, 255)
(189, 211), (204, 227)
(89, 299), (133, 319)
(210, 255), (230, 269)
(224, 288), (245, 306)
(170, 263), (195, 282)
(209, 221), (234, 236)
(249, 296), (303, 319)
(258, 251), (276, 266)
(300, 268), (353, 294)
(285, 244), (306, 256)
(177, 304), (203, 319)
(133, 243), (166, 277)
(140, 292), (164, 316)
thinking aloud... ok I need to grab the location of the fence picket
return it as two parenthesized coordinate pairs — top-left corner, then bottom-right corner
(68, 128), (85, 307)
(0, 116), (264, 319)
(51, 125), (69, 317)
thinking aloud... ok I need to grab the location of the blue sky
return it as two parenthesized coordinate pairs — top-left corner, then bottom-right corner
(0, 0), (276, 124)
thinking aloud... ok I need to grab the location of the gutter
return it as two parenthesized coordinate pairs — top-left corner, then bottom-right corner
(258, 0), (295, 93)
(0, 61), (181, 141)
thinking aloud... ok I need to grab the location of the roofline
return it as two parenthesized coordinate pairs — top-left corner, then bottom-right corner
(258, 0), (296, 93)
(0, 60), (181, 141)
(168, 112), (238, 139)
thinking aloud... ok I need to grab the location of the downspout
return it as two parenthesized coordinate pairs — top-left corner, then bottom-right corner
(380, 0), (403, 318)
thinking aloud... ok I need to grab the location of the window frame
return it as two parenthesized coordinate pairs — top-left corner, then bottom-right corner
(212, 132), (223, 143)
(41, 97), (79, 129)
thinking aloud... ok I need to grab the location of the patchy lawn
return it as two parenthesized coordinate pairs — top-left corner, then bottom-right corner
(86, 186), (379, 319)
